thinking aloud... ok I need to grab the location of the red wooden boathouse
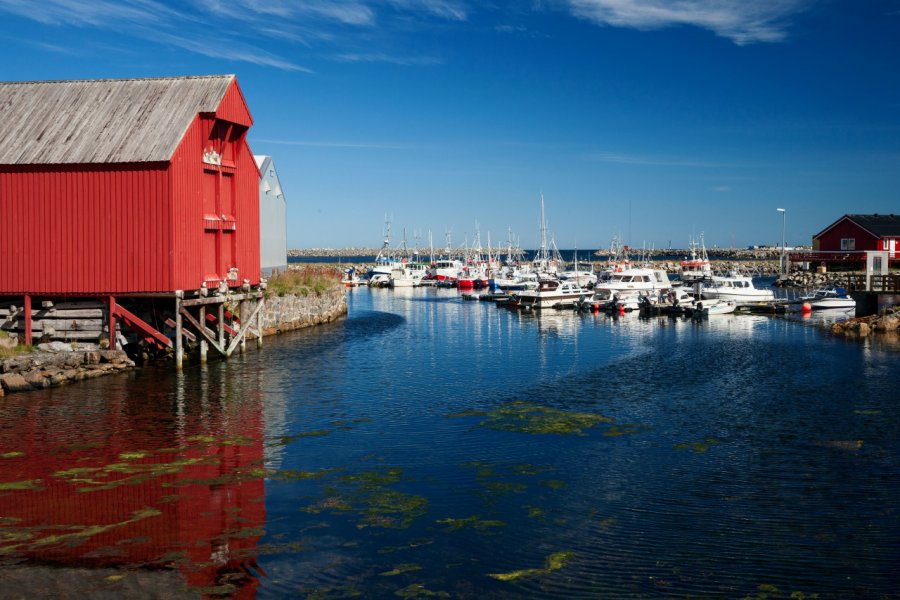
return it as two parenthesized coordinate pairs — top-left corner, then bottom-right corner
(0, 74), (260, 294)
(0, 75), (263, 354)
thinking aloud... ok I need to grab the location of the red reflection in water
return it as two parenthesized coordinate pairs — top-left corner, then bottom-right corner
(0, 379), (266, 598)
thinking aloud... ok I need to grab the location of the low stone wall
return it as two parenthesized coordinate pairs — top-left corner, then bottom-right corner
(0, 348), (135, 397)
(261, 287), (347, 335)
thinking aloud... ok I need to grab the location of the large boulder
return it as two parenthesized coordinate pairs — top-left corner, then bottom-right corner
(0, 373), (32, 393)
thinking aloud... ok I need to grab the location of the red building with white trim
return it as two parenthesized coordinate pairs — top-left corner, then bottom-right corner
(812, 214), (900, 257)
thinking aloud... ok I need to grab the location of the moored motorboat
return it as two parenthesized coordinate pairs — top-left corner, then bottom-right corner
(700, 273), (775, 304)
(791, 286), (856, 310)
(509, 279), (585, 310)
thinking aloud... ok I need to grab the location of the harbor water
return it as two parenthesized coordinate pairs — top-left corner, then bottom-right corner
(1, 286), (898, 598)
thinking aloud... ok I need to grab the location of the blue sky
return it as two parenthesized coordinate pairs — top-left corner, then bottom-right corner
(1, 1), (898, 250)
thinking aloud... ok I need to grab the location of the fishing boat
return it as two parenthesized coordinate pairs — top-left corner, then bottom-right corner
(341, 267), (360, 288)
(700, 273), (775, 304)
(680, 233), (712, 283)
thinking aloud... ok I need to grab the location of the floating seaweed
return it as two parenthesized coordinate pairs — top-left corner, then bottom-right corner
(0, 479), (43, 491)
(538, 479), (566, 490)
(379, 563), (422, 576)
(488, 551), (574, 582)
(303, 468), (429, 530)
(524, 506), (544, 518)
(394, 583), (450, 598)
(436, 516), (506, 532)
(603, 424), (648, 437)
(0, 452), (24, 459)
(450, 401), (613, 435)
(674, 438), (721, 454)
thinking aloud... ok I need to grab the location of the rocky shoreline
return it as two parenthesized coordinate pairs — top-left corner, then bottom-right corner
(0, 344), (135, 397)
(0, 284), (349, 397)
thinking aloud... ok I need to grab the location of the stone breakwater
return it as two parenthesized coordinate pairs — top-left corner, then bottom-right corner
(262, 287), (347, 335)
(0, 347), (135, 397)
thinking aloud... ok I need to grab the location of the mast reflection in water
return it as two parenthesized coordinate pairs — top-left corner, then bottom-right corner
(1, 285), (899, 599)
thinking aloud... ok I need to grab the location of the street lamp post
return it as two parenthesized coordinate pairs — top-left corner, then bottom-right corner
(776, 208), (786, 277)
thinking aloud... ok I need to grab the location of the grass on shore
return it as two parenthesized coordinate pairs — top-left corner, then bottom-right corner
(266, 266), (342, 298)
(0, 331), (32, 359)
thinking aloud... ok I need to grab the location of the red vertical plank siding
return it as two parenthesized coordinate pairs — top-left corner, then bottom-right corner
(1, 78), (259, 296)
(215, 79), (253, 127)
(0, 164), (171, 294)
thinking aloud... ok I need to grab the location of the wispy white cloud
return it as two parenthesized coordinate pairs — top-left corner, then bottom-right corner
(334, 52), (443, 66)
(567, 0), (812, 44)
(0, 0), (461, 71)
(0, 0), (182, 27)
(387, 0), (469, 21)
(712, 185), (731, 192)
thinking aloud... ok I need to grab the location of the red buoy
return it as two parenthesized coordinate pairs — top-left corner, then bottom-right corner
(801, 302), (812, 315)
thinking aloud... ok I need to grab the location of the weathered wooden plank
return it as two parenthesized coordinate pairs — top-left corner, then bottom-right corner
(0, 309), (105, 318)
(3, 319), (104, 332)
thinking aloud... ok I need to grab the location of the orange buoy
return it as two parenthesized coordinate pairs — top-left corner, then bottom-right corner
(801, 302), (812, 315)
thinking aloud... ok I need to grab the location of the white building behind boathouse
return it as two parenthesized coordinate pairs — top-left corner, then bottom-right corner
(255, 155), (288, 276)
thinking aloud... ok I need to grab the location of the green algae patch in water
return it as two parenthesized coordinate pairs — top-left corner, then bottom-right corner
(275, 429), (333, 447)
(538, 479), (567, 490)
(524, 505), (544, 518)
(379, 563), (423, 576)
(604, 424), (648, 437)
(451, 401), (613, 435)
(488, 550), (575, 582)
(270, 468), (341, 482)
(20, 508), (162, 552)
(394, 583), (450, 598)
(118, 451), (149, 460)
(0, 479), (43, 491)
(304, 467), (429, 530)
(675, 437), (721, 454)
(436, 516), (506, 532)
(0, 452), (24, 459)
(597, 516), (618, 531)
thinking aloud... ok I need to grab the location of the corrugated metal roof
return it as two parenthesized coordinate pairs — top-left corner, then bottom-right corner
(0, 75), (235, 165)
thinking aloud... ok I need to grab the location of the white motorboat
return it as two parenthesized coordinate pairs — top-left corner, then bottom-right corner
(794, 286), (856, 310)
(510, 279), (585, 310)
(700, 273), (774, 304)
(699, 299), (736, 315)
(559, 251), (598, 288)
(390, 261), (428, 287)
(579, 266), (673, 308)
